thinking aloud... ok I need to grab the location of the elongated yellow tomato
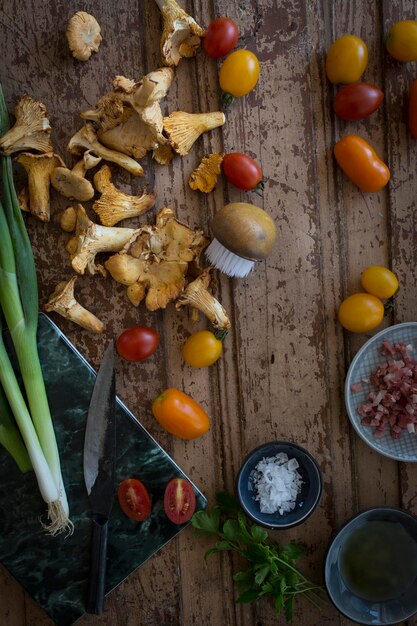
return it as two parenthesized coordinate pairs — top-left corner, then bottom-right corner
(219, 50), (260, 98)
(334, 135), (390, 192)
(386, 21), (417, 62)
(326, 35), (368, 84)
(182, 331), (223, 368)
(361, 266), (399, 299)
(338, 293), (384, 334)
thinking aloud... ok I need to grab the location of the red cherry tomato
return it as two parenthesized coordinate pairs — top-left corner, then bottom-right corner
(334, 83), (384, 121)
(118, 478), (151, 521)
(116, 326), (160, 362)
(408, 79), (417, 139)
(164, 478), (196, 524)
(222, 153), (263, 191)
(203, 18), (238, 58)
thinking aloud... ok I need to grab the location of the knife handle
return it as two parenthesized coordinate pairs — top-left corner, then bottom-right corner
(86, 514), (109, 614)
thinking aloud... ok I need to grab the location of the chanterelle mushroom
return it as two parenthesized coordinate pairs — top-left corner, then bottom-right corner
(15, 152), (63, 222)
(189, 153), (224, 193)
(67, 123), (144, 176)
(18, 187), (30, 212)
(154, 0), (205, 66)
(105, 207), (208, 310)
(51, 151), (101, 201)
(44, 277), (104, 333)
(163, 111), (225, 156)
(60, 206), (77, 232)
(176, 268), (231, 333)
(66, 12), (102, 61)
(0, 95), (53, 156)
(81, 69), (175, 160)
(92, 165), (156, 226)
(68, 204), (137, 276)
(153, 142), (174, 165)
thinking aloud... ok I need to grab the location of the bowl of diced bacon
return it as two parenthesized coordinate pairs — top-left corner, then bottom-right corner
(345, 322), (417, 462)
(235, 441), (323, 529)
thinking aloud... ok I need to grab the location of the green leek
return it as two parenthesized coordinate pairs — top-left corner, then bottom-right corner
(0, 83), (71, 534)
(0, 382), (32, 473)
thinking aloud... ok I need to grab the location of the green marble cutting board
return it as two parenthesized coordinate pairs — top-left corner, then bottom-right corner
(0, 314), (207, 626)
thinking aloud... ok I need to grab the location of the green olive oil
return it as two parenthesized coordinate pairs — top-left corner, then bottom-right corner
(339, 520), (417, 602)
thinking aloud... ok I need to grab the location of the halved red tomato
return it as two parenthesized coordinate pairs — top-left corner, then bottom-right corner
(164, 478), (196, 524)
(118, 478), (151, 521)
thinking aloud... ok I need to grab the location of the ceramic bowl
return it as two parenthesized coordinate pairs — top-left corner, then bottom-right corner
(325, 507), (417, 625)
(235, 441), (323, 529)
(345, 322), (417, 462)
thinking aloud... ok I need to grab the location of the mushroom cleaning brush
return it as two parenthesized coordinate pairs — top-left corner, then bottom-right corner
(205, 202), (276, 278)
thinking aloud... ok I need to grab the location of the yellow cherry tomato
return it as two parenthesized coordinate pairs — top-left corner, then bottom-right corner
(326, 35), (368, 84)
(219, 50), (260, 98)
(182, 331), (223, 368)
(361, 266), (399, 299)
(386, 21), (417, 62)
(338, 293), (384, 334)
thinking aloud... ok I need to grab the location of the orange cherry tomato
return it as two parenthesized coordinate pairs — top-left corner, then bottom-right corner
(338, 293), (384, 334)
(326, 35), (368, 84)
(408, 79), (417, 139)
(151, 388), (210, 440)
(334, 135), (390, 192)
(361, 266), (399, 300)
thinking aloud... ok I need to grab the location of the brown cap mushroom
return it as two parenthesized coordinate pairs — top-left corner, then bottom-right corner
(163, 111), (225, 156)
(66, 12), (102, 62)
(51, 151), (101, 201)
(92, 165), (156, 226)
(0, 95), (52, 156)
(15, 152), (63, 222)
(44, 277), (104, 333)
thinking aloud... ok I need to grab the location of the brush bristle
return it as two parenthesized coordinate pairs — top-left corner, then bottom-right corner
(205, 239), (255, 277)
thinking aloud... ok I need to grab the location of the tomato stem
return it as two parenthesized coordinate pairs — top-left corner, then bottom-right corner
(214, 328), (229, 342)
(384, 298), (395, 316)
(221, 92), (235, 109)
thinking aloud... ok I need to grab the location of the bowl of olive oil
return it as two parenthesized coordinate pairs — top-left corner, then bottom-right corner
(325, 507), (417, 625)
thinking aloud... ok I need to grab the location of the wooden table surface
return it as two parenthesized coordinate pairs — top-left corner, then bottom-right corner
(1, 0), (417, 625)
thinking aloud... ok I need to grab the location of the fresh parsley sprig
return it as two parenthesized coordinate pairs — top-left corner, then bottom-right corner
(191, 492), (326, 621)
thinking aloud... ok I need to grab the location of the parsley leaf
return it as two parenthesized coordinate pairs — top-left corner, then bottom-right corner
(191, 492), (326, 621)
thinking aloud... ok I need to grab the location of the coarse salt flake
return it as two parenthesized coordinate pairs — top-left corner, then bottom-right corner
(252, 452), (303, 515)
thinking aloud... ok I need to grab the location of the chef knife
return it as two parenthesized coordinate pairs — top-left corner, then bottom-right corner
(83, 340), (116, 615)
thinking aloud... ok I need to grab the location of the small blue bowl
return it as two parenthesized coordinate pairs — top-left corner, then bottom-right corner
(235, 441), (323, 529)
(325, 507), (417, 625)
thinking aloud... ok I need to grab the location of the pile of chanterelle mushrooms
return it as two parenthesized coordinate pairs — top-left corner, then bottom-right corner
(0, 0), (232, 335)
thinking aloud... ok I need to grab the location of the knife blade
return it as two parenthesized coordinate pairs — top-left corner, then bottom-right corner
(83, 340), (116, 615)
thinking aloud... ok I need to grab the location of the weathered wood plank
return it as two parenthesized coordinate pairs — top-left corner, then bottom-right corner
(382, 1), (417, 539)
(330, 0), (400, 524)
